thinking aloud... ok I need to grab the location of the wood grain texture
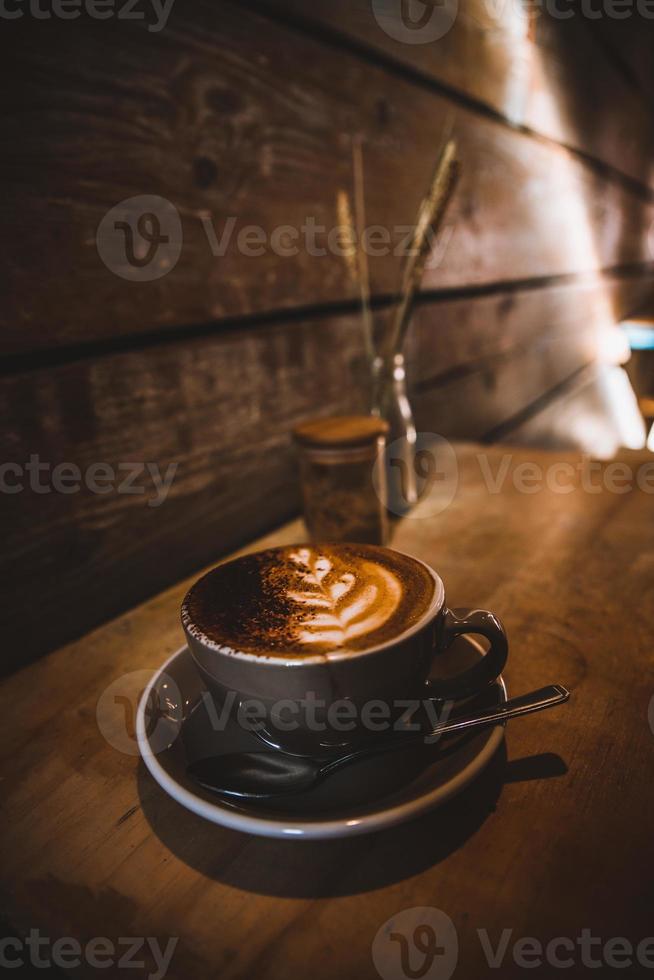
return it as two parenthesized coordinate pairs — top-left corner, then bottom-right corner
(2, 2), (653, 353)
(1, 443), (654, 979)
(0, 314), (367, 674)
(409, 272), (653, 385)
(409, 273), (654, 436)
(256, 0), (654, 191)
(586, 11), (654, 101)
(2, 272), (650, 671)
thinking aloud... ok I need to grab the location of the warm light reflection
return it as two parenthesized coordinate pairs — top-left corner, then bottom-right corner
(488, 7), (645, 458)
(541, 367), (645, 459)
(602, 368), (647, 450)
(598, 325), (631, 366)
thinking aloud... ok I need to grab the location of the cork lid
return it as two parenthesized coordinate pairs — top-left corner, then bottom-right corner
(293, 415), (389, 449)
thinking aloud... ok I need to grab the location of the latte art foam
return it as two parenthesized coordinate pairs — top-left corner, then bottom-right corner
(183, 543), (435, 657)
(283, 548), (402, 647)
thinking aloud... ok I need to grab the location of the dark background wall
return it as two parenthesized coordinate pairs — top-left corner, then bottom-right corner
(2, 0), (654, 671)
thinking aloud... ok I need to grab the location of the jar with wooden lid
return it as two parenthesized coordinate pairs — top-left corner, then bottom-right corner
(293, 415), (389, 545)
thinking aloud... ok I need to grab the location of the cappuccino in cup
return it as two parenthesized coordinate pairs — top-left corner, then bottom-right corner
(182, 544), (507, 754)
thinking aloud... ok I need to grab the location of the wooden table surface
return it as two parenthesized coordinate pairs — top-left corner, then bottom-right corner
(2, 443), (654, 980)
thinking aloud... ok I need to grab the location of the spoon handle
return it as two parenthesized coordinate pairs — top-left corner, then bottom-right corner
(426, 684), (569, 739)
(326, 685), (570, 774)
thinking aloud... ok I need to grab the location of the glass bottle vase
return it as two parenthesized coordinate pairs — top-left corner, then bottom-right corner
(370, 352), (418, 516)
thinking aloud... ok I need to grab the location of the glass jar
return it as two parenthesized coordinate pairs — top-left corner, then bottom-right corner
(293, 415), (389, 544)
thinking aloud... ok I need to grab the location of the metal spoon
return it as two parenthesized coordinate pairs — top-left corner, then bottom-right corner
(187, 684), (569, 799)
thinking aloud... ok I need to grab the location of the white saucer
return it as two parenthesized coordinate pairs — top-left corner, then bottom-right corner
(137, 639), (506, 840)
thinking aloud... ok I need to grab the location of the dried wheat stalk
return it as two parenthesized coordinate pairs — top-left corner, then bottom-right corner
(336, 137), (375, 366)
(383, 138), (460, 361)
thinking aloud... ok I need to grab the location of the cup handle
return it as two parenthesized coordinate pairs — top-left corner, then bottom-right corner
(426, 607), (508, 701)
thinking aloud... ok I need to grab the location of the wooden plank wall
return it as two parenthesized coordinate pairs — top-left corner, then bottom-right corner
(2, 0), (654, 670)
